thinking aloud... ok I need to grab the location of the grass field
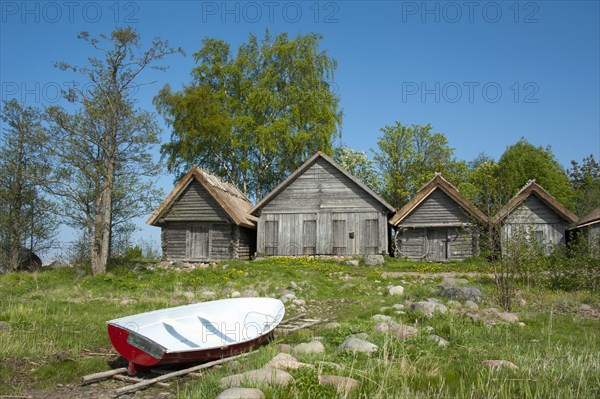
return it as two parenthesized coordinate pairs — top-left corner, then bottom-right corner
(0, 257), (598, 398)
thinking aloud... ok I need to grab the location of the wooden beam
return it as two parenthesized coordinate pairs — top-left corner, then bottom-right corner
(113, 374), (170, 388)
(114, 352), (253, 395)
(81, 367), (127, 384)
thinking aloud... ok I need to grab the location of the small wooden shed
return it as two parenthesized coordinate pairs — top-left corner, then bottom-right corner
(573, 207), (600, 255)
(390, 173), (487, 261)
(250, 152), (395, 256)
(147, 167), (256, 261)
(492, 180), (578, 254)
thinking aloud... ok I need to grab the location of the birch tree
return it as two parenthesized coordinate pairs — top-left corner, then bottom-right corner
(0, 100), (56, 271)
(155, 31), (342, 200)
(46, 27), (181, 274)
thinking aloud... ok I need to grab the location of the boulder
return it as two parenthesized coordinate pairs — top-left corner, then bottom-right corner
(323, 322), (340, 330)
(216, 388), (265, 399)
(371, 314), (392, 322)
(4, 247), (42, 272)
(219, 368), (294, 388)
(338, 337), (378, 354)
(363, 255), (384, 266)
(265, 353), (314, 370)
(390, 324), (418, 340)
(318, 375), (360, 393)
(373, 322), (389, 333)
(446, 300), (461, 309)
(240, 289), (259, 297)
(481, 360), (518, 371)
(388, 285), (404, 296)
(439, 286), (483, 303)
(428, 334), (449, 347)
(0, 321), (9, 330)
(293, 341), (325, 355)
(498, 312), (519, 324)
(464, 300), (479, 310)
(411, 301), (448, 316)
(345, 260), (359, 266)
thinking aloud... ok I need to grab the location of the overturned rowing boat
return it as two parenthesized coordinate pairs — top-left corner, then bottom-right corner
(107, 297), (285, 374)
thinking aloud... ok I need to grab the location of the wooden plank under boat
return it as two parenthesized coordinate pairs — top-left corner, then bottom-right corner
(107, 297), (285, 374)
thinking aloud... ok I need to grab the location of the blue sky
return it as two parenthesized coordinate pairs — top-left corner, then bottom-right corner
(1, 1), (599, 249)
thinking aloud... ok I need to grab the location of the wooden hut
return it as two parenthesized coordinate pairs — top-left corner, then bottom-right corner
(492, 180), (578, 254)
(390, 173), (487, 261)
(147, 167), (256, 261)
(250, 152), (395, 256)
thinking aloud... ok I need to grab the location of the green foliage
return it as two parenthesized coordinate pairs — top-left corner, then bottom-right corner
(496, 138), (573, 209)
(373, 122), (467, 208)
(568, 154), (600, 216)
(155, 31), (342, 200)
(333, 144), (379, 191)
(547, 232), (600, 292)
(0, 100), (57, 270)
(45, 27), (179, 274)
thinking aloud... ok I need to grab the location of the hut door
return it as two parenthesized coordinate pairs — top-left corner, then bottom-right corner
(427, 228), (448, 261)
(264, 220), (279, 256)
(303, 217), (317, 255)
(363, 218), (379, 254)
(187, 226), (209, 260)
(332, 219), (347, 255)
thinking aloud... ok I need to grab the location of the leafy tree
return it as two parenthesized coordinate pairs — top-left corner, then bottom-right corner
(333, 145), (379, 191)
(45, 28), (180, 274)
(0, 100), (57, 270)
(155, 31), (342, 200)
(496, 139), (573, 209)
(373, 122), (466, 208)
(568, 154), (600, 216)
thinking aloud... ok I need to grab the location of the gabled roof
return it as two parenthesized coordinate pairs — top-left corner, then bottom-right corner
(147, 167), (257, 228)
(389, 173), (487, 226)
(250, 152), (395, 215)
(576, 207), (600, 228)
(491, 180), (578, 225)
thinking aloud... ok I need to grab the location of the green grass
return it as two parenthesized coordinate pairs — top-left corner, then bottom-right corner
(0, 258), (598, 398)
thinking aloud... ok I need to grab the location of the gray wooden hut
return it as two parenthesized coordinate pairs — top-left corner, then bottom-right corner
(492, 180), (578, 254)
(147, 167), (256, 261)
(390, 173), (487, 261)
(250, 152), (395, 256)
(573, 207), (600, 255)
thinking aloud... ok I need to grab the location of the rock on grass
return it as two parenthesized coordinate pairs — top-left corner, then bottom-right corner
(220, 368), (294, 388)
(266, 353), (314, 370)
(293, 341), (325, 355)
(338, 337), (378, 354)
(481, 360), (519, 371)
(318, 375), (360, 393)
(216, 388), (265, 399)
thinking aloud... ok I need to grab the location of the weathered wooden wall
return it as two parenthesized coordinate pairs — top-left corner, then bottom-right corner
(501, 195), (568, 251)
(395, 227), (477, 261)
(162, 223), (254, 261)
(401, 189), (470, 226)
(256, 158), (390, 256)
(393, 189), (478, 261)
(159, 180), (255, 261)
(162, 180), (229, 223)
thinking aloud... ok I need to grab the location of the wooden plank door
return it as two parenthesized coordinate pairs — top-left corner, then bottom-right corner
(264, 220), (279, 256)
(427, 228), (448, 261)
(187, 226), (209, 260)
(362, 218), (379, 254)
(303, 217), (317, 255)
(332, 218), (347, 255)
